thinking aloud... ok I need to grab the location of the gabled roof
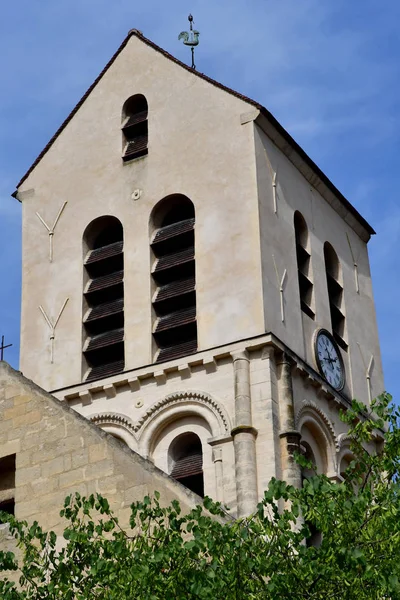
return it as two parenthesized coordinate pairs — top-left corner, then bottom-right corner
(12, 29), (375, 236)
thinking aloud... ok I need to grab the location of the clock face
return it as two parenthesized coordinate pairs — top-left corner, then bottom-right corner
(315, 330), (345, 391)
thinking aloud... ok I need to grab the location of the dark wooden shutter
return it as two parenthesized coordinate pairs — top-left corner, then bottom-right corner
(171, 452), (203, 479)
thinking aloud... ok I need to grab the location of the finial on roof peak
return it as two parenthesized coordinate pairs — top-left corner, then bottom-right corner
(178, 14), (200, 70)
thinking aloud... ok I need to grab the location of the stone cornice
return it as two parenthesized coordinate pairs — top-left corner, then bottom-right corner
(56, 332), (352, 411)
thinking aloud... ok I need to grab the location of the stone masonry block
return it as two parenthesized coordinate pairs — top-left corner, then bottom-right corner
(89, 443), (108, 464)
(16, 451), (31, 469)
(97, 476), (121, 495)
(5, 386), (21, 401)
(19, 430), (41, 451)
(59, 468), (85, 489)
(13, 394), (32, 406)
(41, 456), (65, 478)
(124, 484), (148, 505)
(72, 449), (89, 469)
(16, 465), (41, 485)
(16, 501), (39, 520)
(31, 444), (64, 465)
(0, 439), (20, 459)
(34, 425), (68, 445)
(31, 476), (60, 496)
(86, 480), (100, 496)
(13, 410), (41, 428)
(59, 435), (86, 454)
(64, 454), (72, 471)
(4, 405), (27, 420)
(84, 459), (114, 481)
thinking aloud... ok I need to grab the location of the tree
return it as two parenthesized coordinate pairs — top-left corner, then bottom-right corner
(1, 393), (400, 599)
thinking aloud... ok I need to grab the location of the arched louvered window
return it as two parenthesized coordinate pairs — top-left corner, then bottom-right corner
(294, 212), (314, 319)
(169, 432), (204, 497)
(83, 216), (124, 381)
(122, 94), (148, 162)
(300, 427), (324, 547)
(150, 195), (197, 363)
(324, 242), (347, 350)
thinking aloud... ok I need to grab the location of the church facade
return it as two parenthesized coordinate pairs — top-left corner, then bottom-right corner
(11, 30), (384, 517)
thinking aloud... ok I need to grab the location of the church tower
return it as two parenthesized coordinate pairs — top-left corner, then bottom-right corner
(14, 30), (384, 516)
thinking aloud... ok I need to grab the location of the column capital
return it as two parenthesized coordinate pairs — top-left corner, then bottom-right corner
(231, 425), (258, 438)
(275, 351), (294, 367)
(230, 349), (249, 362)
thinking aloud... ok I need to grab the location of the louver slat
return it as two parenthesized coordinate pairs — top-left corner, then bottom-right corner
(122, 110), (148, 128)
(85, 298), (124, 322)
(154, 277), (195, 303)
(156, 339), (197, 363)
(85, 328), (124, 352)
(171, 453), (203, 479)
(155, 306), (196, 333)
(85, 241), (123, 265)
(153, 247), (194, 273)
(151, 218), (195, 245)
(86, 271), (123, 294)
(123, 136), (148, 161)
(86, 359), (125, 382)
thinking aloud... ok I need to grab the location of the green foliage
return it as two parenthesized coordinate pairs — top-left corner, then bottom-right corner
(1, 393), (400, 598)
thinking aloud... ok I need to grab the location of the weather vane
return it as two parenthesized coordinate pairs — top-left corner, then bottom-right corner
(178, 14), (200, 70)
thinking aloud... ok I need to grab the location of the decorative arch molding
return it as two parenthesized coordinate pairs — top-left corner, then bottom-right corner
(296, 400), (338, 451)
(296, 401), (339, 476)
(138, 390), (231, 457)
(337, 432), (353, 449)
(89, 412), (138, 449)
(136, 391), (230, 435)
(336, 433), (355, 469)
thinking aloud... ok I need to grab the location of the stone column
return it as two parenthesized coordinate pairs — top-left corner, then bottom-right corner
(231, 350), (258, 518)
(212, 447), (224, 503)
(276, 353), (302, 490)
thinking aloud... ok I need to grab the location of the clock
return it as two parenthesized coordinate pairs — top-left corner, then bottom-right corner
(314, 329), (345, 391)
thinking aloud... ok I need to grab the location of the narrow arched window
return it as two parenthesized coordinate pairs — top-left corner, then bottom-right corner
(294, 212), (314, 319)
(150, 195), (197, 363)
(169, 432), (204, 497)
(83, 216), (124, 381)
(300, 427), (324, 547)
(121, 94), (148, 162)
(324, 242), (347, 350)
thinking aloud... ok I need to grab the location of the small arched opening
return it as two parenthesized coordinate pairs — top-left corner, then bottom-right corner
(121, 94), (148, 162)
(169, 432), (204, 497)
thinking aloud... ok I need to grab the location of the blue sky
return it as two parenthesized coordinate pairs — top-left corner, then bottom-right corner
(0, 0), (399, 399)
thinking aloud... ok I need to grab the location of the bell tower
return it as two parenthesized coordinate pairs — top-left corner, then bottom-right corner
(14, 30), (384, 515)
